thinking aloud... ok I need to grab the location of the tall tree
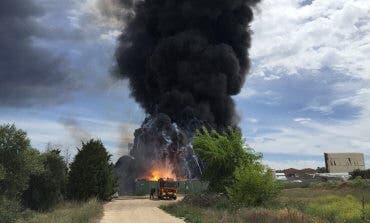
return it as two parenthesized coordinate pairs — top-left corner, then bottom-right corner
(0, 124), (42, 198)
(22, 150), (68, 211)
(68, 139), (116, 201)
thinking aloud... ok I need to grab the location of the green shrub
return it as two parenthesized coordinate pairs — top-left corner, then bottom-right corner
(181, 193), (234, 209)
(193, 127), (280, 206)
(0, 196), (22, 223)
(193, 128), (262, 193)
(22, 150), (68, 211)
(68, 139), (116, 201)
(306, 195), (369, 223)
(226, 166), (280, 206)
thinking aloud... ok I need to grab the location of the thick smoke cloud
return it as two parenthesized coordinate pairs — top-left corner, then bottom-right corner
(115, 0), (260, 129)
(0, 0), (72, 107)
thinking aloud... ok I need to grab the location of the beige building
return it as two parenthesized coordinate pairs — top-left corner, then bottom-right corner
(324, 153), (365, 173)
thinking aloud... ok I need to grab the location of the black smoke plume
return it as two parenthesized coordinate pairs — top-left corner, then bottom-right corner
(115, 0), (260, 129)
(114, 0), (260, 195)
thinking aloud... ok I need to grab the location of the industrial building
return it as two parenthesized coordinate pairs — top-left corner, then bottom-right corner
(324, 153), (365, 173)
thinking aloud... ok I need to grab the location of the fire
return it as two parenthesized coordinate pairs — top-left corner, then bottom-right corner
(146, 163), (177, 181)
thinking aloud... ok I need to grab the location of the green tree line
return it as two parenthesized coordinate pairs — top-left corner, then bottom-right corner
(0, 124), (117, 223)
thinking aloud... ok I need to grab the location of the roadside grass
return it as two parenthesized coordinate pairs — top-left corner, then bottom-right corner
(274, 183), (370, 216)
(306, 195), (370, 223)
(162, 202), (321, 223)
(162, 181), (370, 223)
(17, 199), (103, 223)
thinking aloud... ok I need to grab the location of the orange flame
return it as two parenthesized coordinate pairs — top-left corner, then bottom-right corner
(146, 163), (177, 181)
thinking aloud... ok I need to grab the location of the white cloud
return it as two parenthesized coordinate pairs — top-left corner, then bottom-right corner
(294, 117), (311, 123)
(247, 118), (259, 124)
(100, 30), (121, 42)
(245, 1), (370, 169)
(237, 87), (257, 99)
(251, 0), (370, 79)
(250, 87), (370, 159)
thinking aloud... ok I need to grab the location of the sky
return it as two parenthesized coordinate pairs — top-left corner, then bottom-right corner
(1, 0), (369, 169)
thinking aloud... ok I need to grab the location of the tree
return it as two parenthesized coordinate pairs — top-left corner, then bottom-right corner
(350, 169), (370, 179)
(22, 150), (68, 211)
(193, 127), (280, 206)
(0, 124), (43, 198)
(46, 142), (73, 169)
(68, 139), (116, 201)
(193, 128), (262, 192)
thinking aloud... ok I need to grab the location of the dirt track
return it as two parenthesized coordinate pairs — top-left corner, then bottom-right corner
(99, 197), (185, 223)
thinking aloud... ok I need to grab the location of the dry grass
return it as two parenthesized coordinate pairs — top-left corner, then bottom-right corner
(17, 199), (103, 223)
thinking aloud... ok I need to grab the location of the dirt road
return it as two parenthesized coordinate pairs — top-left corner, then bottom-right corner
(99, 197), (185, 223)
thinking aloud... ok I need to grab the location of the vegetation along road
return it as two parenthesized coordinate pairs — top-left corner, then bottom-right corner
(99, 197), (185, 223)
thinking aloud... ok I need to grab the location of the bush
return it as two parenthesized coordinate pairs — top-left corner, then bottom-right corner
(22, 150), (68, 211)
(68, 139), (116, 201)
(226, 166), (280, 206)
(349, 176), (370, 189)
(193, 128), (262, 193)
(182, 193), (233, 209)
(193, 127), (280, 206)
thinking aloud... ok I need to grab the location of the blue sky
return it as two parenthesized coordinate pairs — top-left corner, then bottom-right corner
(1, 0), (369, 169)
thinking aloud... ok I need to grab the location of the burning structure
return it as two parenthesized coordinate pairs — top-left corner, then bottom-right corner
(113, 0), (260, 195)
